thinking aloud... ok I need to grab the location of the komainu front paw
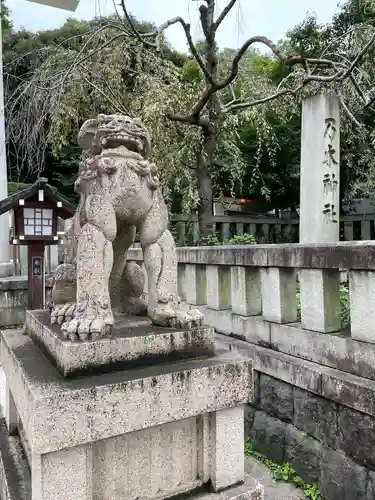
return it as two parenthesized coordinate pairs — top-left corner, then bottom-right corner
(51, 303), (76, 325)
(148, 302), (204, 330)
(174, 307), (204, 329)
(61, 296), (114, 341)
(61, 316), (113, 342)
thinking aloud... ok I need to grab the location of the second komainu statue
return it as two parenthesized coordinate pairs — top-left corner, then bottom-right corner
(51, 114), (203, 341)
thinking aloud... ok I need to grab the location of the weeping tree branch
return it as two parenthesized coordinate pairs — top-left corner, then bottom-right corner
(4, 19), (144, 174)
(120, 0), (214, 84)
(7, 0), (375, 181)
(222, 85), (305, 113)
(120, 0), (375, 128)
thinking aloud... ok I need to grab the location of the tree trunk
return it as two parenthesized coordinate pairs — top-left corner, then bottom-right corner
(196, 131), (215, 240)
(195, 0), (222, 241)
(196, 108), (221, 240)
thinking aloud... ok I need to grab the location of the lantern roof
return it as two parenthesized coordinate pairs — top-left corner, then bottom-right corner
(0, 178), (76, 219)
(25, 0), (79, 12)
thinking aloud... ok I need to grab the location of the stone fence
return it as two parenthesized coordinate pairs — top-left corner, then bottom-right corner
(0, 276), (53, 327)
(170, 213), (375, 245)
(128, 241), (375, 500)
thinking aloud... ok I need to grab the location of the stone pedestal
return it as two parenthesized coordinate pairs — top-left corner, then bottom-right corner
(0, 310), (260, 500)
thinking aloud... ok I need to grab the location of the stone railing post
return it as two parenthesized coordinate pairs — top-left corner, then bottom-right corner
(349, 270), (375, 342)
(230, 266), (261, 317)
(206, 265), (231, 310)
(184, 264), (207, 305)
(261, 268), (297, 323)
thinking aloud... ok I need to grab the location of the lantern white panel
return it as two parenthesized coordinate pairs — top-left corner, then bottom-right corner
(43, 209), (53, 219)
(24, 208), (35, 218)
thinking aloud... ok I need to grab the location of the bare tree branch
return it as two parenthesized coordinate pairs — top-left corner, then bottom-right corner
(350, 74), (367, 103)
(222, 85), (304, 113)
(173, 27), (375, 123)
(227, 83), (237, 104)
(213, 0), (237, 32)
(364, 87), (375, 107)
(119, 0), (154, 48)
(341, 32), (375, 80)
(337, 93), (363, 127)
(120, 1), (375, 126)
(165, 111), (210, 129)
(219, 36), (295, 89)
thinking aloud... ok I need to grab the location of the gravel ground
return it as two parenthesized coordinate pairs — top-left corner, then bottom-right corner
(246, 456), (304, 499)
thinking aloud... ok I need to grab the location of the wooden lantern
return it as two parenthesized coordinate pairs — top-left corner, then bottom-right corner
(0, 178), (76, 310)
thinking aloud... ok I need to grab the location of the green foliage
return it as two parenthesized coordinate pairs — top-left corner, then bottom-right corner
(1, 1), (12, 36)
(3, 8), (309, 213)
(200, 234), (222, 246)
(245, 439), (321, 500)
(226, 233), (257, 245)
(339, 284), (351, 327)
(200, 233), (257, 246)
(4, 0), (375, 215)
(8, 182), (32, 195)
(180, 59), (203, 85)
(283, 0), (375, 207)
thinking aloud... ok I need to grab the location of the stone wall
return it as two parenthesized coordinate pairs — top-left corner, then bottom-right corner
(0, 277), (52, 328)
(127, 242), (375, 500)
(246, 372), (375, 500)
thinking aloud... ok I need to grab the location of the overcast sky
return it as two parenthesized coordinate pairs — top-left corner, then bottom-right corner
(8, 0), (340, 52)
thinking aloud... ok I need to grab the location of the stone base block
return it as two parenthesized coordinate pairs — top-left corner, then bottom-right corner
(25, 309), (215, 377)
(0, 263), (13, 279)
(1, 328), (253, 500)
(0, 416), (264, 500)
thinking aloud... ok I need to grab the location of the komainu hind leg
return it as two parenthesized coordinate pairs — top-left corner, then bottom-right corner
(109, 224), (147, 316)
(143, 229), (203, 329)
(119, 261), (148, 315)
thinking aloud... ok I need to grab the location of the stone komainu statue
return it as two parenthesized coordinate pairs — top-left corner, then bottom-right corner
(51, 114), (203, 341)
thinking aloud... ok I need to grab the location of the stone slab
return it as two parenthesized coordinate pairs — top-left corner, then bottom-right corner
(0, 328), (252, 455)
(129, 241), (375, 271)
(216, 333), (375, 418)
(204, 306), (375, 382)
(0, 419), (267, 500)
(320, 447), (368, 500)
(25, 309), (215, 377)
(249, 411), (287, 464)
(0, 418), (31, 500)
